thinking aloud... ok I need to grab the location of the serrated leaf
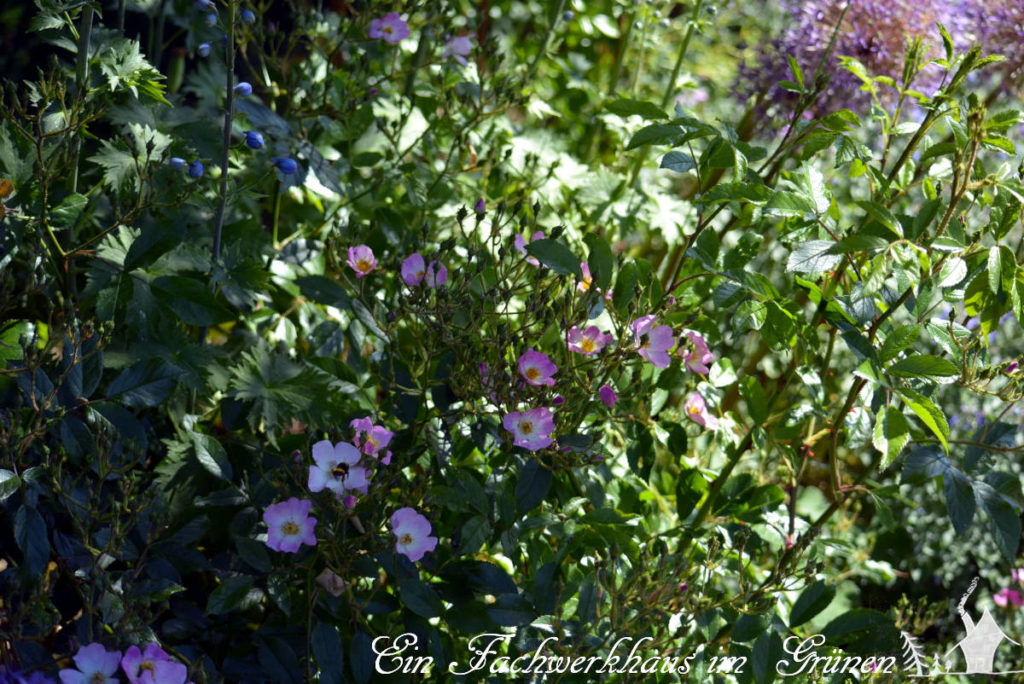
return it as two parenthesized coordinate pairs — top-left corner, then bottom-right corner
(515, 460), (551, 514)
(583, 234), (615, 291)
(872, 407), (911, 468)
(15, 506), (50, 575)
(944, 467), (975, 535)
(207, 575), (257, 614)
(898, 389), (949, 452)
(191, 432), (232, 481)
(106, 359), (178, 407)
(880, 324), (921, 363)
(51, 193), (88, 231)
(857, 200), (902, 238)
(660, 150), (696, 173)
(152, 276), (234, 326)
(938, 258), (967, 287)
(786, 240), (842, 276)
(398, 578), (443, 618)
(888, 355), (959, 379)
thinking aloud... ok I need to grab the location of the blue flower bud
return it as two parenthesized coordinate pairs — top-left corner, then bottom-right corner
(563, 10), (574, 21)
(205, 12), (217, 27)
(170, 157), (187, 169)
(271, 157), (298, 175)
(189, 160), (204, 178)
(197, 0), (215, 10)
(234, 81), (253, 97)
(245, 130), (264, 149)
(241, 9), (256, 24)
(197, 42), (211, 57)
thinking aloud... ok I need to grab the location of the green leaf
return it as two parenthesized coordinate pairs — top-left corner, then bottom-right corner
(88, 140), (137, 191)
(106, 359), (178, 407)
(524, 238), (582, 278)
(938, 258), (967, 288)
(576, 575), (598, 623)
(898, 389), (949, 452)
(515, 460), (551, 514)
(626, 123), (683, 149)
(888, 355), (959, 379)
(51, 193), (88, 231)
(295, 275), (352, 309)
(125, 222), (186, 271)
(606, 98), (667, 120)
(764, 191), (816, 217)
(660, 150), (696, 173)
(191, 432), (232, 481)
(786, 240), (842, 276)
(458, 516), (491, 555)
(0, 321), (28, 362)
(700, 182), (772, 204)
(258, 636), (303, 684)
(976, 482), (1022, 561)
(612, 260), (640, 316)
(872, 407), (912, 469)
(828, 234), (889, 254)
(789, 580), (835, 628)
(206, 575), (257, 614)
(879, 324), (921, 363)
(0, 470), (20, 502)
(583, 234), (615, 291)
(398, 578), (443, 618)
(152, 275), (233, 326)
(14, 506), (50, 575)
(350, 631), (375, 684)
(856, 200), (902, 238)
(944, 467), (975, 535)
(312, 623), (345, 684)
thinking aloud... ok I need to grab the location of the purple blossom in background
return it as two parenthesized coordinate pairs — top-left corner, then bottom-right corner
(59, 643), (121, 684)
(967, 1), (1024, 85)
(443, 35), (473, 66)
(738, 0), (970, 119)
(369, 13), (410, 44)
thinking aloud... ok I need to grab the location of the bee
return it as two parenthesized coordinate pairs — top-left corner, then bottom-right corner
(331, 462), (350, 481)
(0, 179), (14, 222)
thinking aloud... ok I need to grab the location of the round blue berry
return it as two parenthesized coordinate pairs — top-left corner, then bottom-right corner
(197, 0), (214, 10)
(233, 82), (253, 97)
(169, 157), (187, 169)
(563, 10), (574, 21)
(271, 157), (298, 175)
(205, 12), (217, 27)
(241, 9), (256, 24)
(189, 160), (204, 178)
(245, 130), (264, 149)
(197, 42), (211, 57)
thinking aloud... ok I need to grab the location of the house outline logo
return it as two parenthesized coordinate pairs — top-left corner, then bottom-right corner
(904, 576), (1024, 677)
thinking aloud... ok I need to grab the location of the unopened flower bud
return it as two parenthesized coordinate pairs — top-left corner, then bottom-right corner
(271, 157), (298, 174)
(241, 9), (256, 24)
(197, 42), (211, 57)
(188, 160), (204, 178)
(245, 130), (264, 149)
(234, 81), (253, 97)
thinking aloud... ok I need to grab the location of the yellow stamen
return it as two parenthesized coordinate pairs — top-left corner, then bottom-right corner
(580, 338), (595, 352)
(400, 533), (413, 545)
(525, 367), (540, 381)
(520, 421), (533, 435)
(282, 521), (300, 535)
(357, 259), (372, 272)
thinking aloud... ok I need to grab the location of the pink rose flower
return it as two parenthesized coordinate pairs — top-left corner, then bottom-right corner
(679, 331), (713, 374)
(308, 439), (369, 496)
(995, 587), (1024, 608)
(503, 407), (555, 451)
(350, 417), (394, 458)
(443, 34), (473, 65)
(121, 643), (188, 684)
(684, 392), (718, 430)
(631, 315), (676, 368)
(391, 507), (438, 562)
(346, 245), (376, 278)
(425, 261), (448, 288)
(369, 12), (409, 44)
(566, 325), (612, 355)
(518, 348), (557, 386)
(60, 643), (122, 684)
(263, 498), (318, 552)
(401, 253), (426, 286)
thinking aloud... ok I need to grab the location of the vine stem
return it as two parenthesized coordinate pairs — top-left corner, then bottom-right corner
(70, 3), (94, 199)
(201, 1), (236, 345)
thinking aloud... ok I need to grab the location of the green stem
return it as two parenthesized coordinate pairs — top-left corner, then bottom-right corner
(212, 1), (237, 263)
(659, 0), (703, 110)
(71, 4), (94, 197)
(525, 0), (567, 83)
